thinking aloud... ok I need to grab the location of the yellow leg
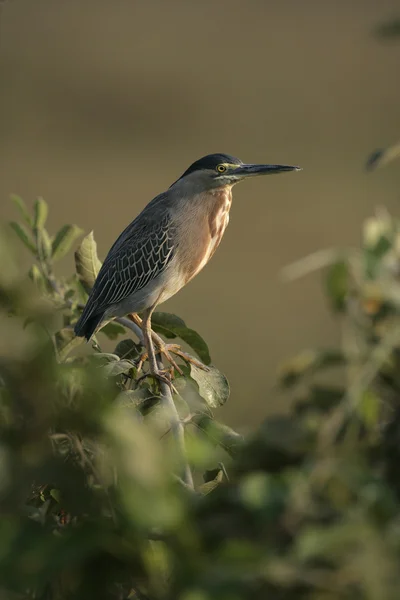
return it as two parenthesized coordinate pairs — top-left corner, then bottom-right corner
(128, 313), (208, 375)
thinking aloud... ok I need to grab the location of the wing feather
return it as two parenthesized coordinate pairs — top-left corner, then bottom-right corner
(76, 204), (176, 331)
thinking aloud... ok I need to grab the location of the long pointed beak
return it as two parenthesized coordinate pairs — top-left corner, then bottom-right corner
(234, 163), (301, 177)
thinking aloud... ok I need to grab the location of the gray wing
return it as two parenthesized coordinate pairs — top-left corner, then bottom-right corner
(77, 204), (175, 328)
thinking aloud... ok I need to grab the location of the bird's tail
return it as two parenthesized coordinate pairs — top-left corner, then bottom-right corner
(74, 308), (104, 341)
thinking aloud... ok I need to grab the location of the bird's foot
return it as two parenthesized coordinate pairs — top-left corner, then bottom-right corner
(136, 369), (177, 393)
(150, 336), (209, 373)
(162, 344), (209, 372)
(137, 344), (182, 377)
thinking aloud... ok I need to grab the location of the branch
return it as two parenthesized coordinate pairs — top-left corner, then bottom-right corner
(156, 356), (194, 489)
(115, 316), (144, 344)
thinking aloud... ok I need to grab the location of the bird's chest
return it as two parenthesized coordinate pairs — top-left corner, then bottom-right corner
(179, 189), (232, 285)
(207, 191), (232, 259)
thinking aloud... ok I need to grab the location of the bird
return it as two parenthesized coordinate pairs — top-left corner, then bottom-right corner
(74, 153), (300, 382)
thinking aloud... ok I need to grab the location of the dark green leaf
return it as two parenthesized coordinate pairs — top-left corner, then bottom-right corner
(189, 363), (230, 408)
(100, 321), (126, 340)
(152, 312), (211, 365)
(10, 194), (33, 226)
(366, 141), (400, 171)
(33, 197), (48, 229)
(114, 338), (141, 360)
(74, 231), (102, 292)
(52, 224), (84, 261)
(9, 221), (36, 253)
(325, 260), (349, 312)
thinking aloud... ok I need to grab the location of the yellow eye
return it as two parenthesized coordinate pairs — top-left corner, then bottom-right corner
(216, 164), (227, 173)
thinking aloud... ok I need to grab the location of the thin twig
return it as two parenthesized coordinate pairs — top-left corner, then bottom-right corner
(156, 356), (194, 489)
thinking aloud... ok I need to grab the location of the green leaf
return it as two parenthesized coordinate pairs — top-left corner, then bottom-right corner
(74, 231), (102, 292)
(114, 338), (141, 360)
(103, 359), (135, 377)
(152, 312), (211, 365)
(193, 415), (243, 456)
(100, 321), (126, 340)
(50, 488), (61, 503)
(9, 221), (36, 253)
(33, 196), (49, 229)
(325, 260), (349, 312)
(10, 194), (32, 226)
(55, 328), (84, 361)
(189, 363), (230, 408)
(198, 469), (224, 495)
(52, 224), (84, 261)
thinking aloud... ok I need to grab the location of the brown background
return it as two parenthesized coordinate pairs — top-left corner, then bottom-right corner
(1, 0), (400, 430)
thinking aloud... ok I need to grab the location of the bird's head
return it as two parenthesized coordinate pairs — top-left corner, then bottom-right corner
(171, 153), (301, 191)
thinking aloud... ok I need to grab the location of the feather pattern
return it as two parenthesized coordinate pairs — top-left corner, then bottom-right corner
(74, 195), (176, 337)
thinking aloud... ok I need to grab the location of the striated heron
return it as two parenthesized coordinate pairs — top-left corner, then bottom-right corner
(74, 153), (300, 382)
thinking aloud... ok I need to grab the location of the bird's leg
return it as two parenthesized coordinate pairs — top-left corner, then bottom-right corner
(128, 313), (182, 375)
(140, 308), (175, 389)
(128, 313), (207, 374)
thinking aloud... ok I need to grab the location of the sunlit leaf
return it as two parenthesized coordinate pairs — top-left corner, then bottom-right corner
(152, 312), (211, 364)
(188, 363), (230, 408)
(52, 224), (84, 261)
(74, 231), (102, 292)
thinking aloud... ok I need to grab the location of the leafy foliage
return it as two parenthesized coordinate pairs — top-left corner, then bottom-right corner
(3, 195), (400, 599)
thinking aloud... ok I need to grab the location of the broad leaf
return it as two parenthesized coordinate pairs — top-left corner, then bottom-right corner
(152, 312), (211, 365)
(52, 224), (84, 261)
(114, 338), (141, 360)
(75, 231), (102, 292)
(103, 359), (135, 377)
(189, 362), (230, 408)
(100, 321), (126, 340)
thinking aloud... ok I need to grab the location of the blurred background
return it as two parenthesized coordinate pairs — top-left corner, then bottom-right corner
(1, 0), (400, 429)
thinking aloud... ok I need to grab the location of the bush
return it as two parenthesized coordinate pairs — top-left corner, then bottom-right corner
(2, 196), (400, 599)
